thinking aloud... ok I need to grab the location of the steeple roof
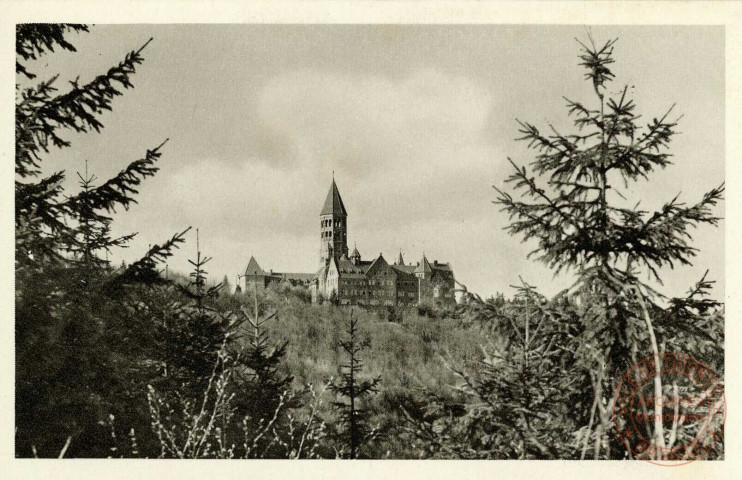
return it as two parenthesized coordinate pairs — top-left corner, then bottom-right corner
(320, 179), (348, 216)
(414, 253), (432, 274)
(397, 251), (404, 266)
(351, 244), (360, 258)
(366, 253), (389, 273)
(244, 256), (264, 276)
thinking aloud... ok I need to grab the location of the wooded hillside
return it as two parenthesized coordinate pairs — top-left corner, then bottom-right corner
(15, 25), (724, 460)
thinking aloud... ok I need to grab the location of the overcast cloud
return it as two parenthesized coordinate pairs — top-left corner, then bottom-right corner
(32, 25), (725, 298)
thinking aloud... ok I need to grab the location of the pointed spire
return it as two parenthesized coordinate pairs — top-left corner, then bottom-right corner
(397, 250), (404, 266)
(320, 178), (348, 216)
(415, 253), (432, 275)
(244, 255), (264, 275)
(350, 242), (361, 264)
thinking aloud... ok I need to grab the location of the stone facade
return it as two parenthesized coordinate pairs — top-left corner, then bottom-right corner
(312, 250), (455, 307)
(311, 180), (456, 307)
(242, 255), (314, 291)
(243, 179), (456, 307)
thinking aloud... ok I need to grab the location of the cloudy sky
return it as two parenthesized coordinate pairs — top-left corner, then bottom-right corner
(32, 24), (725, 298)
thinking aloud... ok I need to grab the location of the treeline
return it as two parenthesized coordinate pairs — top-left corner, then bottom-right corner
(15, 25), (724, 460)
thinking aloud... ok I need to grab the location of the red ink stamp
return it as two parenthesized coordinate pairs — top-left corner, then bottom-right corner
(613, 353), (725, 466)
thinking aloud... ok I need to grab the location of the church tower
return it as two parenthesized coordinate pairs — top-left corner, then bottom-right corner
(319, 178), (348, 264)
(415, 253), (432, 279)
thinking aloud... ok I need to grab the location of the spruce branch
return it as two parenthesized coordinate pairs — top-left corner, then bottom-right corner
(64, 140), (167, 213)
(16, 24), (89, 79)
(16, 36), (152, 178)
(111, 227), (191, 286)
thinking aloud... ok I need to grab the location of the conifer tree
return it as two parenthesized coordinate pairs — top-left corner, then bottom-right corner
(495, 34), (724, 459)
(161, 229), (227, 393)
(15, 23), (183, 282)
(15, 24), (189, 457)
(239, 287), (293, 417)
(210, 282), (296, 457)
(70, 160), (139, 274)
(401, 284), (586, 459)
(330, 310), (381, 459)
(147, 269), (302, 459)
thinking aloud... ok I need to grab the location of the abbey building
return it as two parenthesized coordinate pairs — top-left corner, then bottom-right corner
(243, 179), (456, 307)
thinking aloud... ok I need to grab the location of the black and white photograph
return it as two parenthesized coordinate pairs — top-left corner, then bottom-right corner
(6, 2), (737, 475)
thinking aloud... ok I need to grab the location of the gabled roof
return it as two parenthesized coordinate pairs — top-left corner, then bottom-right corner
(320, 179), (348, 216)
(337, 257), (366, 274)
(366, 253), (396, 278)
(391, 264), (416, 280)
(391, 264), (416, 275)
(244, 256), (264, 276)
(414, 254), (432, 274)
(327, 255), (339, 272)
